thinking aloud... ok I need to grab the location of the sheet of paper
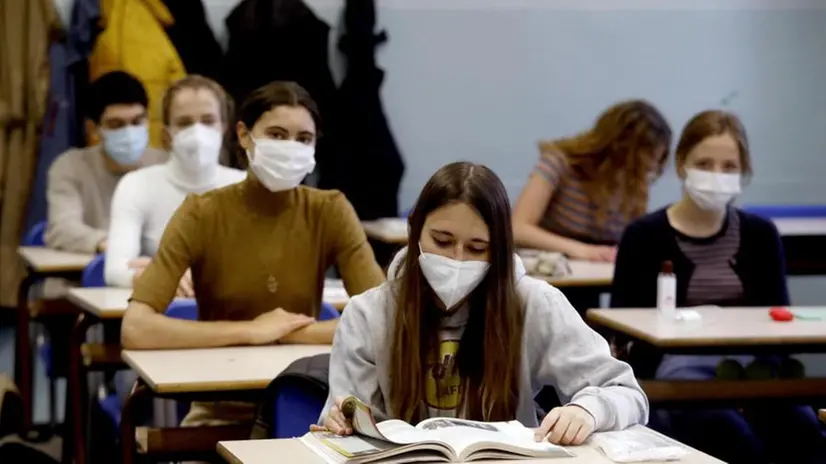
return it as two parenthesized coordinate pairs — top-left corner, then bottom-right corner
(591, 428), (688, 463)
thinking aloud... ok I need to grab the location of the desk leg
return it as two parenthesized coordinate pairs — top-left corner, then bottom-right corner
(14, 273), (36, 428)
(63, 313), (93, 464)
(121, 381), (149, 464)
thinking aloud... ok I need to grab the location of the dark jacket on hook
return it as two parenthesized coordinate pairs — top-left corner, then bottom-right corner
(221, 0), (337, 169)
(319, 0), (405, 220)
(163, 0), (224, 80)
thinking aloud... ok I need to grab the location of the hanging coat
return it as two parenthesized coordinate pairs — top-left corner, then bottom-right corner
(162, 0), (223, 80)
(88, 0), (187, 148)
(25, 0), (101, 238)
(319, 0), (404, 220)
(0, 0), (58, 307)
(221, 0), (337, 169)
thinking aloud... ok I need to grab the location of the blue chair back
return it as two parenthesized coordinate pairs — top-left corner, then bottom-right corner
(273, 383), (327, 438)
(81, 254), (106, 287)
(742, 204), (826, 219)
(23, 221), (47, 246)
(319, 302), (340, 321)
(164, 299), (198, 423)
(165, 299), (198, 321)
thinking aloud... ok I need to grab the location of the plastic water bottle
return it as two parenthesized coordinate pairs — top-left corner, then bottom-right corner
(657, 260), (676, 320)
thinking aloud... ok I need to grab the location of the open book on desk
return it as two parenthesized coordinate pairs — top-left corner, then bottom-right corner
(301, 397), (574, 463)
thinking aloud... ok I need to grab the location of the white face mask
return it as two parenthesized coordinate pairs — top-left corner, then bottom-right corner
(248, 138), (316, 192)
(418, 244), (490, 310)
(171, 123), (223, 172)
(684, 168), (742, 212)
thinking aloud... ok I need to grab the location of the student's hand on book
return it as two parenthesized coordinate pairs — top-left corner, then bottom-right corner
(313, 396), (354, 436)
(535, 405), (596, 446)
(176, 268), (195, 298)
(246, 308), (315, 345)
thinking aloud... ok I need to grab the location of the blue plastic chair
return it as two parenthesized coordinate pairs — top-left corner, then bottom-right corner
(42, 254), (106, 377)
(81, 254), (106, 288)
(97, 299), (199, 430)
(742, 204), (826, 219)
(319, 302), (340, 321)
(270, 306), (337, 438)
(273, 382), (327, 438)
(23, 221), (47, 246)
(164, 299), (198, 423)
(165, 298), (198, 321)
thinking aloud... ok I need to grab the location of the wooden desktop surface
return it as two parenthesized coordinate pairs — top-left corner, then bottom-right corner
(587, 307), (826, 347)
(542, 261), (613, 288)
(67, 280), (350, 320)
(123, 344), (332, 394)
(217, 427), (724, 464)
(18, 246), (95, 273)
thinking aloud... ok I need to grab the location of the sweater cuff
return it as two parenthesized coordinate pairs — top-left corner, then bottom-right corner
(568, 395), (609, 431)
(84, 229), (107, 254)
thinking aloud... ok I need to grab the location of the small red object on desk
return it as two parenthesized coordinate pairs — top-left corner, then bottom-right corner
(769, 307), (794, 322)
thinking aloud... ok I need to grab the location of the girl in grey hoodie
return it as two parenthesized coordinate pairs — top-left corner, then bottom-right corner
(317, 162), (647, 446)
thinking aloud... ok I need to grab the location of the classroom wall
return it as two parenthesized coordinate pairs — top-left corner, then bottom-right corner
(202, 0), (826, 372)
(204, 0), (826, 211)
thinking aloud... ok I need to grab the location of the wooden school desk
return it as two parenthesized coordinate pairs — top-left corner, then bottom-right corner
(217, 426), (725, 464)
(543, 260), (613, 288)
(15, 246), (95, 427)
(587, 307), (826, 406)
(773, 217), (826, 275)
(63, 282), (349, 464)
(120, 344), (332, 463)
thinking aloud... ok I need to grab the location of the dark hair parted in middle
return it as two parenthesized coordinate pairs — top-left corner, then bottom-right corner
(237, 81), (321, 133)
(390, 162), (524, 423)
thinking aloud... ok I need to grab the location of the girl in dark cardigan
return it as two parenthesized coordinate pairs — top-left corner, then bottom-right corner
(611, 110), (824, 464)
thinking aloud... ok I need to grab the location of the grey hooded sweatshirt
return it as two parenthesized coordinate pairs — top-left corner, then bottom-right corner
(319, 248), (648, 430)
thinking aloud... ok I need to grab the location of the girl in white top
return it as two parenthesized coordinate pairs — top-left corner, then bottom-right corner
(105, 75), (245, 290)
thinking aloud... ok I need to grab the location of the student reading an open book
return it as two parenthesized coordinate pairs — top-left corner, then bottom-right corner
(316, 162), (647, 447)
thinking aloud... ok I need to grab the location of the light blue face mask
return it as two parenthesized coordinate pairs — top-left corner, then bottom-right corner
(101, 125), (149, 165)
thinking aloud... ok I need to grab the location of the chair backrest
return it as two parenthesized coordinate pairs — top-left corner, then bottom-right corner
(163, 298), (199, 423)
(23, 221), (47, 246)
(742, 204), (826, 219)
(81, 255), (106, 287)
(319, 302), (340, 321)
(269, 354), (330, 438)
(164, 299), (198, 320)
(273, 382), (327, 438)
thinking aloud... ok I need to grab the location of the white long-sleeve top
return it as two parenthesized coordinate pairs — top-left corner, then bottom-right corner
(104, 159), (246, 287)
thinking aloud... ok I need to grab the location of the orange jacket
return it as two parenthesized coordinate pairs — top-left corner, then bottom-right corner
(89, 0), (186, 148)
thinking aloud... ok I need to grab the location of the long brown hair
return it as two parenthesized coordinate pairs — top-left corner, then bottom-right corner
(389, 162), (524, 423)
(540, 100), (671, 224)
(675, 110), (752, 180)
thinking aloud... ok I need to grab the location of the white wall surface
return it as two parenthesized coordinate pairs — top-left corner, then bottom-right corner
(203, 1), (826, 324)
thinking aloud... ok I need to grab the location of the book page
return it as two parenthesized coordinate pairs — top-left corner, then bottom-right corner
(417, 420), (570, 459)
(376, 420), (435, 445)
(347, 398), (434, 446)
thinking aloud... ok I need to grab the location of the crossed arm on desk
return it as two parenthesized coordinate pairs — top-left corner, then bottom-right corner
(121, 301), (338, 350)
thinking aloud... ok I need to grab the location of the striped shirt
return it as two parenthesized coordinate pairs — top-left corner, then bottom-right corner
(534, 151), (628, 244)
(677, 210), (744, 307)
(657, 210), (748, 379)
